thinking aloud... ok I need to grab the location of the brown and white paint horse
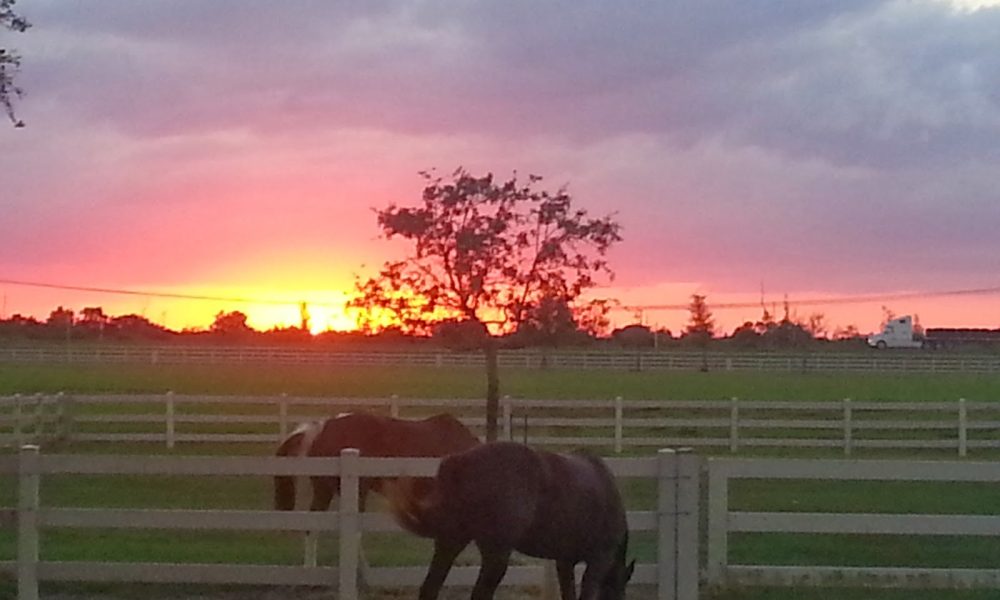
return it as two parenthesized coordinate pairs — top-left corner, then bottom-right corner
(274, 411), (481, 563)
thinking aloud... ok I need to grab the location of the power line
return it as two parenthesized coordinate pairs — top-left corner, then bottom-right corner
(617, 285), (1000, 312)
(4, 277), (999, 314)
(0, 278), (344, 308)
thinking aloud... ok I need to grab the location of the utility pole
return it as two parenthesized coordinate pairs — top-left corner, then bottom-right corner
(300, 302), (311, 332)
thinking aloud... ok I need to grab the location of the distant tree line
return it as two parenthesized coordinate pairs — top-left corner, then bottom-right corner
(0, 296), (867, 350)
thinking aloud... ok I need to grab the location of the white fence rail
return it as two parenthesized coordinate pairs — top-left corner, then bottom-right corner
(0, 394), (72, 449)
(2, 345), (1000, 373)
(706, 457), (1000, 589)
(4, 394), (1000, 457)
(5, 448), (1000, 596)
(1, 446), (700, 600)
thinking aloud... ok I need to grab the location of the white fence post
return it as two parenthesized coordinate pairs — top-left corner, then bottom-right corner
(843, 398), (853, 457)
(13, 393), (23, 446)
(32, 394), (44, 440)
(614, 396), (624, 454)
(958, 398), (967, 458)
(18, 444), (40, 600)
(657, 449), (678, 598)
(165, 391), (175, 449)
(339, 448), (361, 600)
(54, 392), (66, 442)
(706, 460), (728, 586)
(656, 448), (700, 600)
(502, 396), (513, 441)
(303, 532), (319, 568)
(728, 398), (739, 453)
(676, 449), (699, 600)
(389, 395), (400, 419)
(278, 393), (289, 439)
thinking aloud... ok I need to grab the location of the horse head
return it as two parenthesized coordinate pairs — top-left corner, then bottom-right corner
(599, 532), (635, 600)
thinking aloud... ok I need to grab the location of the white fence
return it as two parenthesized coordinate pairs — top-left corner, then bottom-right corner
(0, 394), (71, 448)
(3, 394), (1000, 457)
(1, 446), (700, 600)
(2, 345), (1000, 373)
(5, 447), (1000, 597)
(706, 457), (1000, 589)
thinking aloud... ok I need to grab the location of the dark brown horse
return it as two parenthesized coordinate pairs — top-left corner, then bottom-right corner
(390, 441), (634, 600)
(274, 411), (480, 512)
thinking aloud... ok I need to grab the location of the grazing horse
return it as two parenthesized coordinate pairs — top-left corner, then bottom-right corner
(274, 411), (480, 512)
(390, 441), (634, 600)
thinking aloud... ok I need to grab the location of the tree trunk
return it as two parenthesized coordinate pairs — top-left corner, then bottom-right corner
(484, 338), (500, 442)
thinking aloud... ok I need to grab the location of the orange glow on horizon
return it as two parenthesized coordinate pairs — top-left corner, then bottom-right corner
(159, 285), (358, 334)
(4, 274), (1000, 338)
(155, 256), (366, 333)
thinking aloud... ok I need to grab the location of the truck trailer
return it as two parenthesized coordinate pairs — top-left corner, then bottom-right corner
(867, 315), (1000, 349)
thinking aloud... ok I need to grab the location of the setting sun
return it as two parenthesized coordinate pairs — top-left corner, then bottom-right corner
(155, 285), (359, 334)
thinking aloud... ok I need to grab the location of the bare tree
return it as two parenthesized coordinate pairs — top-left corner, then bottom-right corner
(806, 312), (827, 339)
(833, 323), (861, 341)
(349, 168), (621, 440)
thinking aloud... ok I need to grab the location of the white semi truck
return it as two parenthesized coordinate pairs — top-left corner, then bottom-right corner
(867, 316), (923, 349)
(867, 315), (1000, 349)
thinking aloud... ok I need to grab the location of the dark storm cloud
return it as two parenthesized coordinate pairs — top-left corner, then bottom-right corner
(16, 0), (999, 169)
(4, 0), (1000, 301)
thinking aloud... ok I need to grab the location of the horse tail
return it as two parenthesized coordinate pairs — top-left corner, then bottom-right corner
(274, 422), (320, 511)
(383, 477), (440, 538)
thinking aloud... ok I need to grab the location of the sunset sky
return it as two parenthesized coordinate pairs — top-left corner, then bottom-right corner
(2, 0), (1000, 335)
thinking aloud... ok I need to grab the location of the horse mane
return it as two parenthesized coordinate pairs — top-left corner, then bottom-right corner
(276, 421), (322, 457)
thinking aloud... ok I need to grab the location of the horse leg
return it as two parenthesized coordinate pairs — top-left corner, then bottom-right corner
(470, 544), (512, 600)
(556, 560), (577, 600)
(303, 478), (336, 567)
(577, 556), (614, 600)
(359, 477), (377, 513)
(357, 479), (377, 586)
(418, 538), (468, 600)
(309, 476), (336, 511)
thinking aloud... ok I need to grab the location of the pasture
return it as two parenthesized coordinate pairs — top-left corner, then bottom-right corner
(2, 362), (1000, 600)
(3, 361), (1000, 401)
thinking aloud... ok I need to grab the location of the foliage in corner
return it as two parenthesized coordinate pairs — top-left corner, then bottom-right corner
(1, 0), (30, 127)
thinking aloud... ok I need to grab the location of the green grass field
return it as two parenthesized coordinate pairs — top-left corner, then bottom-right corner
(2, 362), (1000, 599)
(3, 361), (1000, 400)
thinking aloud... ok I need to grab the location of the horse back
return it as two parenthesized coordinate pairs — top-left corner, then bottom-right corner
(423, 442), (548, 543)
(416, 442), (626, 562)
(518, 449), (628, 559)
(307, 412), (479, 458)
